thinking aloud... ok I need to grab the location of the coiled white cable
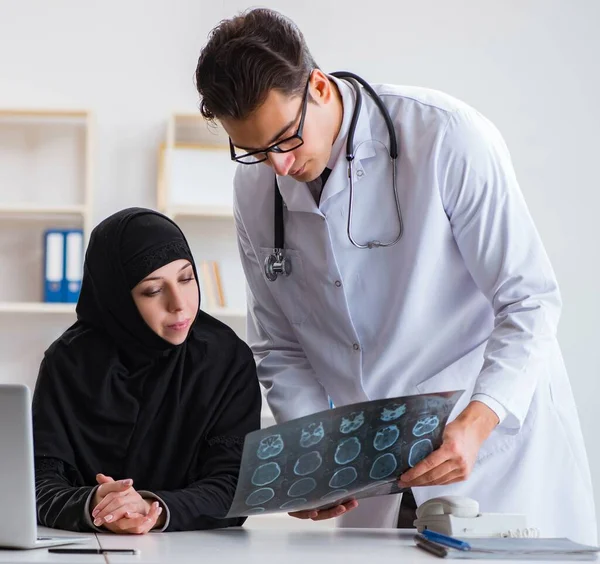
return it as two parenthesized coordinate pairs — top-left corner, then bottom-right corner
(502, 528), (541, 538)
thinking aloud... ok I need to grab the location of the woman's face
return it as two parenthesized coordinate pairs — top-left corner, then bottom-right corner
(131, 259), (199, 345)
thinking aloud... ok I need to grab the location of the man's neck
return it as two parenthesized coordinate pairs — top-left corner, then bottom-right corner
(329, 79), (344, 150)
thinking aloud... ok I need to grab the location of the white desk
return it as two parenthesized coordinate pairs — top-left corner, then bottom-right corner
(7, 527), (582, 564)
(98, 527), (567, 564)
(0, 528), (101, 563)
(97, 528), (420, 563)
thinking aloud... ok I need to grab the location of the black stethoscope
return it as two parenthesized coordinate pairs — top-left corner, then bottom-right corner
(265, 71), (403, 282)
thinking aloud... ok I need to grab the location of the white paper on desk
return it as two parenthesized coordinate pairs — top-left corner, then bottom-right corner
(419, 537), (600, 560)
(463, 537), (600, 555)
(226, 390), (463, 518)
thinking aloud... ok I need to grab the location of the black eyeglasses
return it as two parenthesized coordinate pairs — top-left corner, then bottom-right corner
(229, 74), (311, 165)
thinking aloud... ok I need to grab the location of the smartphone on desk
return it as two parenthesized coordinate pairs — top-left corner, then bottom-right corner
(49, 547), (139, 555)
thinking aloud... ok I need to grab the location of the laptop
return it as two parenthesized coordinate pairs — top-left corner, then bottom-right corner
(0, 384), (85, 549)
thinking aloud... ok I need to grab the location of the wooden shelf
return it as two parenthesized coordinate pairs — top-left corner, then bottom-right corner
(0, 109), (90, 126)
(158, 112), (246, 339)
(160, 141), (228, 151)
(169, 205), (234, 219)
(0, 302), (76, 314)
(0, 204), (87, 218)
(204, 307), (246, 318)
(0, 303), (242, 317)
(0, 109), (89, 118)
(169, 112), (230, 145)
(172, 112), (205, 120)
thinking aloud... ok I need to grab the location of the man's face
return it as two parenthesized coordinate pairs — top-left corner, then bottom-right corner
(222, 72), (335, 183)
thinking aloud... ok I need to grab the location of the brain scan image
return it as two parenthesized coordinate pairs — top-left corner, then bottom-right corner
(380, 403), (406, 422)
(294, 450), (323, 476)
(251, 462), (281, 486)
(412, 416), (440, 437)
(320, 489), (349, 501)
(355, 481), (388, 493)
(334, 436), (361, 465)
(328, 466), (358, 489)
(245, 487), (275, 506)
(373, 424), (400, 451)
(245, 507), (265, 515)
(339, 411), (365, 434)
(300, 422), (325, 448)
(369, 452), (398, 480)
(256, 434), (284, 460)
(288, 477), (317, 497)
(224, 392), (462, 519)
(280, 498), (308, 511)
(408, 439), (434, 467)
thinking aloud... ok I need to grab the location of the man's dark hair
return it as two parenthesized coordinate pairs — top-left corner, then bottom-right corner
(195, 8), (319, 122)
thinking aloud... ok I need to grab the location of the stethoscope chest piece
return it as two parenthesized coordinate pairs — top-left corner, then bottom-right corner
(264, 249), (292, 281)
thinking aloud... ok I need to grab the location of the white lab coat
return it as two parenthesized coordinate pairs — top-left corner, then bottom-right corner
(232, 77), (597, 544)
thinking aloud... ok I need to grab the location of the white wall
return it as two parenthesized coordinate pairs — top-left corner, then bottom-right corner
(1, 0), (599, 533)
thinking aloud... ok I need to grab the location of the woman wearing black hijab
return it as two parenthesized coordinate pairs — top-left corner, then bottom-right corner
(32, 207), (261, 533)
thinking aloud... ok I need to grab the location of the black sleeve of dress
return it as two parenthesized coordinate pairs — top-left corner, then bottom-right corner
(155, 343), (262, 531)
(35, 457), (96, 532)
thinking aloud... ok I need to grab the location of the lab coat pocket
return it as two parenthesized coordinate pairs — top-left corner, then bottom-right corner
(415, 339), (519, 462)
(415, 340), (487, 416)
(258, 247), (311, 325)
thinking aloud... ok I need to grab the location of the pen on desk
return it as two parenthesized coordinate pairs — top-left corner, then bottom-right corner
(415, 537), (450, 558)
(48, 548), (139, 555)
(420, 529), (471, 551)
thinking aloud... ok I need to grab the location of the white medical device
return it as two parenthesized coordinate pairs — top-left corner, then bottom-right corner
(413, 495), (539, 538)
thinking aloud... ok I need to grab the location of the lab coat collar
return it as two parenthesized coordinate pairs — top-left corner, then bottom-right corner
(276, 74), (375, 213)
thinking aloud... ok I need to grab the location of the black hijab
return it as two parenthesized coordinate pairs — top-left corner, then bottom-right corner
(76, 207), (195, 359)
(32, 208), (261, 527)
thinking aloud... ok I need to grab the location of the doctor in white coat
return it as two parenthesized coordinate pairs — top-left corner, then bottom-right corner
(194, 8), (597, 543)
